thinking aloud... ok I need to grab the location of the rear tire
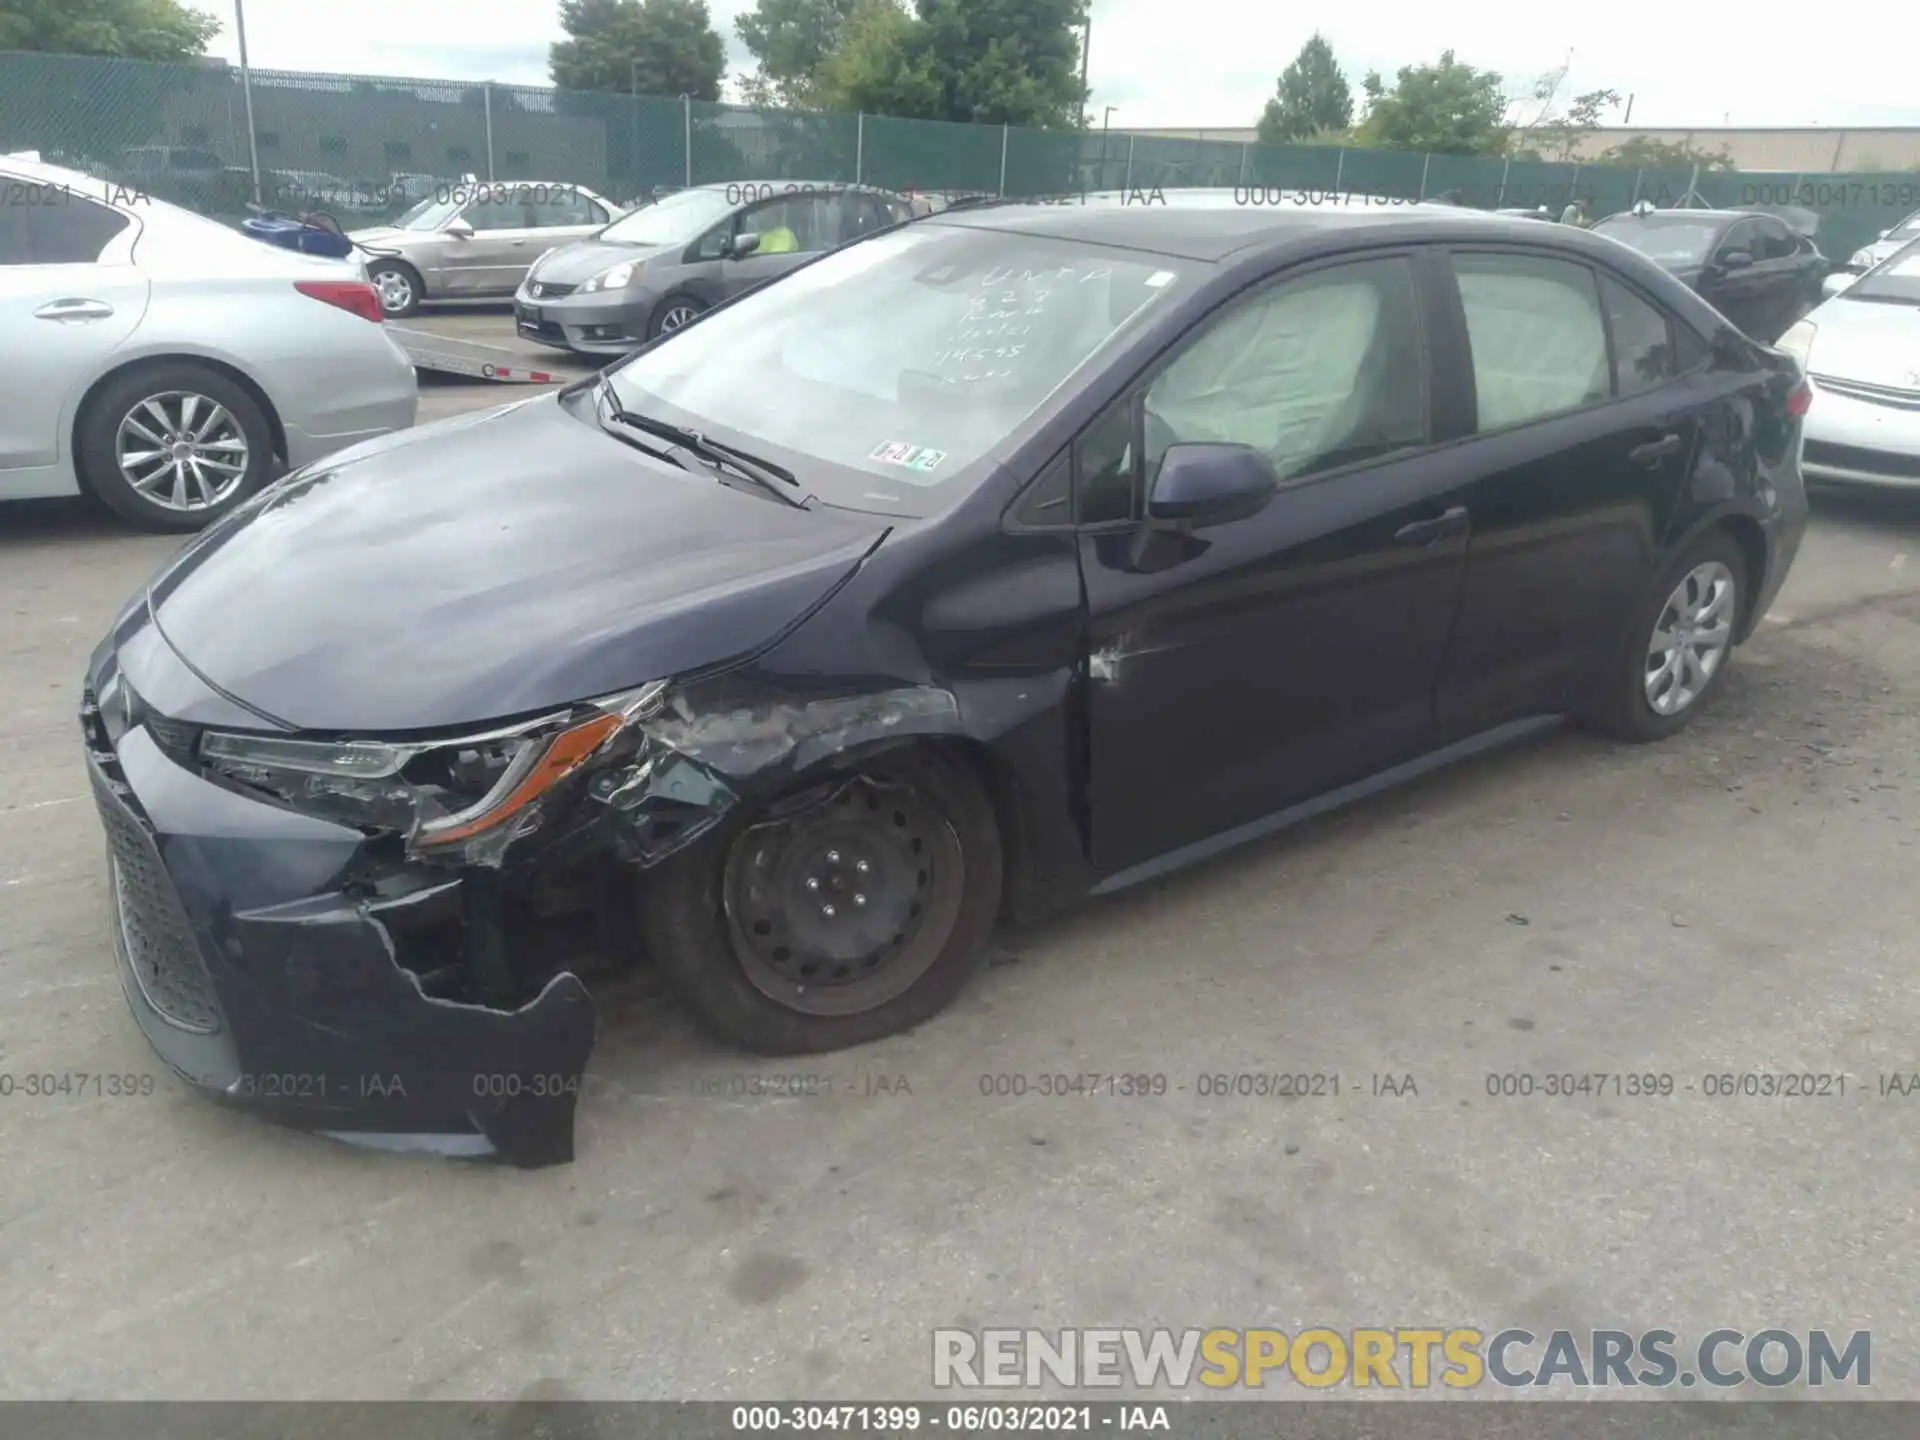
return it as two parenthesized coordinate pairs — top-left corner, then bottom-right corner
(1585, 530), (1748, 743)
(76, 363), (276, 533)
(639, 749), (1003, 1054)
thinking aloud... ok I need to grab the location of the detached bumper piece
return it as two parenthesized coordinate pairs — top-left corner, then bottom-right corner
(82, 680), (597, 1168)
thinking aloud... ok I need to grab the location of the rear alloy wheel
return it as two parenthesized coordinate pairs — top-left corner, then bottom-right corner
(1587, 531), (1748, 743)
(78, 364), (275, 532)
(647, 296), (704, 339)
(640, 750), (1002, 1054)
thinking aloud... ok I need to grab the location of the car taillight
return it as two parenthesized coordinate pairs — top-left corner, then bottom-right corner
(295, 279), (382, 323)
(1786, 379), (1812, 417)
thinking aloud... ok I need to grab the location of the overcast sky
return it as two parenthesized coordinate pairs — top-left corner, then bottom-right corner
(208, 0), (1920, 130)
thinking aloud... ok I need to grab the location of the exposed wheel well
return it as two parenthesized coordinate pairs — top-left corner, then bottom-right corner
(1714, 514), (1769, 639)
(71, 355), (288, 495)
(919, 737), (1033, 924)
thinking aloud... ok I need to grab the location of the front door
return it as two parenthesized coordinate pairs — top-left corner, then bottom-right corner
(717, 193), (843, 301)
(438, 189), (540, 295)
(1078, 252), (1475, 875)
(1698, 218), (1773, 338)
(1433, 250), (1701, 738)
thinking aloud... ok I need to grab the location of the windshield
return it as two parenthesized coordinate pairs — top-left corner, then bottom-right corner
(1593, 216), (1722, 266)
(600, 188), (736, 245)
(607, 223), (1184, 516)
(1843, 236), (1920, 305)
(395, 195), (462, 231)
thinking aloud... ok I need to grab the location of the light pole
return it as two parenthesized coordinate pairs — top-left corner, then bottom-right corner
(1079, 4), (1092, 129)
(233, 0), (262, 206)
(1101, 106), (1117, 189)
(630, 59), (641, 198)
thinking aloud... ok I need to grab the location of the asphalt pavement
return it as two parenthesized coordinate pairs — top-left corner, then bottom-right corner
(3, 357), (1920, 1401)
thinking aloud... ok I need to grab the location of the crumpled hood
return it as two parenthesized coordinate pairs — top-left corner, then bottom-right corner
(527, 239), (673, 287)
(144, 395), (885, 733)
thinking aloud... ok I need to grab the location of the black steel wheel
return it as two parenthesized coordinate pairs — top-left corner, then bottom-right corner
(640, 749), (1002, 1054)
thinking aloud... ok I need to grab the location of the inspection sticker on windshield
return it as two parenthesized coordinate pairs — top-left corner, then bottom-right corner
(869, 441), (947, 474)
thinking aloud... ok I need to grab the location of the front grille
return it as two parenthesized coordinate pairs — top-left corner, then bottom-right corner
(1811, 373), (1920, 410)
(527, 280), (576, 299)
(86, 728), (224, 1035)
(1802, 439), (1920, 479)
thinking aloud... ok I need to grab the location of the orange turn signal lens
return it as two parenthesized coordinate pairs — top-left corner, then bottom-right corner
(412, 710), (625, 848)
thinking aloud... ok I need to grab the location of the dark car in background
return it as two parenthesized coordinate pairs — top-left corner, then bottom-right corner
(514, 181), (916, 354)
(84, 201), (1808, 1167)
(1592, 206), (1827, 342)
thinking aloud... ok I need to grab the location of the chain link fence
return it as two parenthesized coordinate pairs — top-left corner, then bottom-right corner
(4, 49), (1917, 263)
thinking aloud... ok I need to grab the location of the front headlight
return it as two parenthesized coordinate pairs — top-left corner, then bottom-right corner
(1776, 318), (1817, 369)
(578, 259), (639, 293)
(199, 681), (668, 861)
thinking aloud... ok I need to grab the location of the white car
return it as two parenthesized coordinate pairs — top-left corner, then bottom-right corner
(1, 153), (418, 531)
(1841, 206), (1920, 274)
(1781, 234), (1920, 488)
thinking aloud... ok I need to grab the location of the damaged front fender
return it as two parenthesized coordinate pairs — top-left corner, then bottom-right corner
(585, 684), (964, 867)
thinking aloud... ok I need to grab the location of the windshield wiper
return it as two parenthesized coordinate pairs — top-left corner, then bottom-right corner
(593, 374), (804, 506)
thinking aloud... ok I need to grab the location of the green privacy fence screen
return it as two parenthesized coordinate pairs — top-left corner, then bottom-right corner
(5, 49), (1917, 264)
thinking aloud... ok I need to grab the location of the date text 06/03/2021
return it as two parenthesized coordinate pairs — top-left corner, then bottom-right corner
(730, 1405), (1173, 1432)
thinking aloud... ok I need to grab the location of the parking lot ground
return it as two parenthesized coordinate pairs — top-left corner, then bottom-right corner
(396, 301), (593, 408)
(4, 404), (1920, 1399)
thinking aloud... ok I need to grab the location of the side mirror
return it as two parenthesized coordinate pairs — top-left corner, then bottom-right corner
(1146, 443), (1278, 528)
(1823, 270), (1858, 298)
(726, 230), (761, 259)
(444, 217), (474, 238)
(1717, 249), (1753, 270)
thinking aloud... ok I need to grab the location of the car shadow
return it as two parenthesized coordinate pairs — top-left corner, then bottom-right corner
(1806, 481), (1920, 535)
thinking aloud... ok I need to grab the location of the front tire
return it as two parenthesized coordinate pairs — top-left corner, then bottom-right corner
(367, 260), (422, 318)
(646, 295), (705, 340)
(639, 749), (1003, 1054)
(1587, 530), (1748, 743)
(76, 363), (276, 532)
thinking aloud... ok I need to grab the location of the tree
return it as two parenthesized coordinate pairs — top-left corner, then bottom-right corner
(1514, 85), (1619, 163)
(549, 0), (725, 102)
(735, 0), (858, 108)
(1256, 34), (1353, 145)
(814, 0), (1086, 128)
(1594, 134), (1735, 171)
(1352, 50), (1511, 156)
(0, 0), (219, 60)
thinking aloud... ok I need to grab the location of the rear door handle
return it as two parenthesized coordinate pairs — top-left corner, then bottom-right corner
(34, 298), (114, 322)
(1393, 505), (1469, 547)
(1630, 433), (1684, 466)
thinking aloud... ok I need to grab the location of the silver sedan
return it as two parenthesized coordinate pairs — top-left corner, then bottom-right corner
(2, 153), (417, 532)
(1782, 235), (1920, 488)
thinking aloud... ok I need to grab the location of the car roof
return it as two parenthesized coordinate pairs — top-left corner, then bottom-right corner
(1596, 209), (1745, 226)
(926, 189), (1532, 263)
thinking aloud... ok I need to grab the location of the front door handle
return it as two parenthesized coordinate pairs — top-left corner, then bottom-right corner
(35, 298), (114, 322)
(1393, 505), (1469, 547)
(1630, 433), (1684, 466)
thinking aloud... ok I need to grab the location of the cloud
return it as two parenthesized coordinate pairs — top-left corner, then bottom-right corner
(209, 0), (1920, 130)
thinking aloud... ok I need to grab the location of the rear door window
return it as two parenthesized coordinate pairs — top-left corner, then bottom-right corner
(1452, 251), (1610, 430)
(1597, 274), (1678, 399)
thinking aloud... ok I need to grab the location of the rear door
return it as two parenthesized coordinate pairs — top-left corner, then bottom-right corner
(0, 182), (146, 497)
(1431, 248), (1703, 738)
(1078, 250), (1478, 874)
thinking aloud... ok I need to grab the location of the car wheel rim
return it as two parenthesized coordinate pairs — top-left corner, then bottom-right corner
(375, 270), (413, 311)
(659, 303), (698, 332)
(1645, 560), (1736, 717)
(114, 392), (251, 513)
(721, 774), (965, 1018)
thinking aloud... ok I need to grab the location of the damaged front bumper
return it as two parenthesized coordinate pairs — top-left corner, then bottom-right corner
(82, 614), (966, 1167)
